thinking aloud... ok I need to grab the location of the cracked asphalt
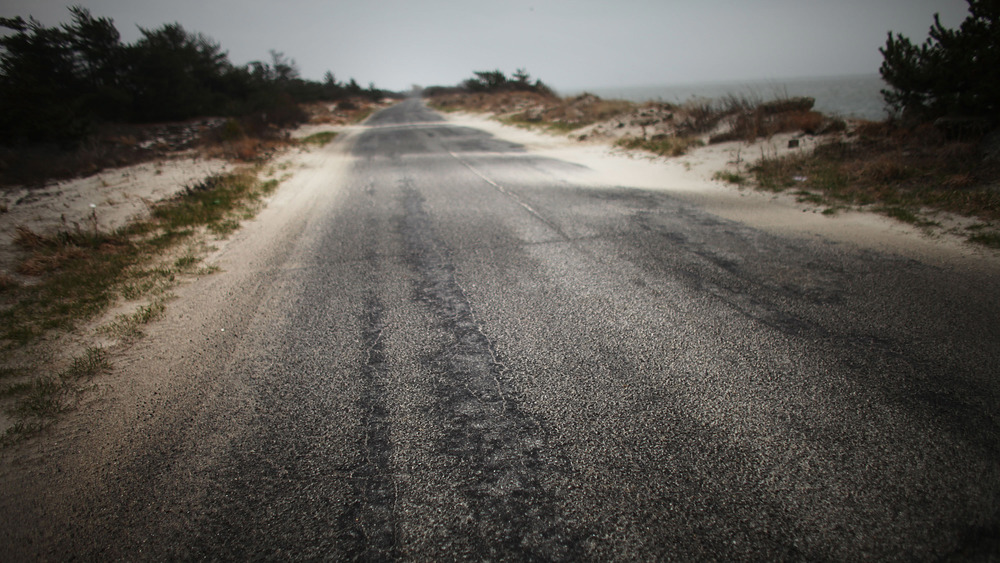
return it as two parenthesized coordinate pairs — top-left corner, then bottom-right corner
(4, 98), (999, 560)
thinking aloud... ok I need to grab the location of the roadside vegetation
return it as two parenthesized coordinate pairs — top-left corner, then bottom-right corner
(738, 0), (1000, 245)
(0, 7), (397, 445)
(0, 168), (280, 445)
(0, 6), (395, 186)
(426, 2), (1000, 245)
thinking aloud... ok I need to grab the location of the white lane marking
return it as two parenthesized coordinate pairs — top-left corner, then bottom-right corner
(447, 150), (563, 236)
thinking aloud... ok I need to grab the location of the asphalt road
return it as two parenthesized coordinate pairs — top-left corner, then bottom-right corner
(6, 98), (1000, 560)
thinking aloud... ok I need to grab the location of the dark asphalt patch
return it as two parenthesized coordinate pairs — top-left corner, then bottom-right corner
(338, 291), (400, 559)
(397, 183), (586, 560)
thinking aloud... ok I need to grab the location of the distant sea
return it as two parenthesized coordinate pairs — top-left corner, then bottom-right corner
(569, 74), (889, 121)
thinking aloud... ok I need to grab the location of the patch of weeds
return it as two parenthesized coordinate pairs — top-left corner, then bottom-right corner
(543, 121), (584, 133)
(208, 218), (241, 236)
(877, 206), (939, 227)
(1, 347), (111, 446)
(750, 154), (800, 192)
(2, 229), (141, 342)
(807, 165), (851, 196)
(968, 230), (1000, 248)
(120, 273), (170, 301)
(880, 206), (920, 224)
(174, 253), (200, 270)
(748, 123), (1000, 232)
(123, 266), (175, 296)
(794, 190), (827, 205)
(352, 108), (376, 123)
(66, 347), (110, 380)
(260, 179), (280, 195)
(751, 153), (848, 199)
(501, 116), (584, 134)
(101, 300), (166, 341)
(153, 172), (258, 232)
(616, 135), (704, 157)
(300, 131), (337, 147)
(713, 170), (746, 184)
(11, 376), (65, 419)
(196, 265), (221, 275)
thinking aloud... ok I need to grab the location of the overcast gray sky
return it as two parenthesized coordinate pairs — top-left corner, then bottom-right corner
(1, 0), (971, 92)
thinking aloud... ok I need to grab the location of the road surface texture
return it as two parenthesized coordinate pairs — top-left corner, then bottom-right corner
(3, 99), (999, 560)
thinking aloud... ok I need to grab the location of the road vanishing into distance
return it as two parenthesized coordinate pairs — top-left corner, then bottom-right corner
(4, 99), (1000, 560)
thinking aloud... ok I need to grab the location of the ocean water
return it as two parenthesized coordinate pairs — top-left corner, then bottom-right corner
(571, 74), (890, 121)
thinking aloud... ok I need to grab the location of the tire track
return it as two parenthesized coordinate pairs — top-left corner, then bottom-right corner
(337, 275), (400, 558)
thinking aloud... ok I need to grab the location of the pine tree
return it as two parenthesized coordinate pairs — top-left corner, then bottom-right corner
(880, 0), (1000, 120)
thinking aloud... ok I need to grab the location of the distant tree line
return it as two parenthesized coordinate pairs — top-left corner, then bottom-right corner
(0, 6), (390, 146)
(880, 0), (998, 122)
(424, 68), (554, 97)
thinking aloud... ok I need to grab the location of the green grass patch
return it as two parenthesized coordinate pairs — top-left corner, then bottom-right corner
(713, 171), (746, 184)
(300, 131), (337, 147)
(878, 206), (922, 225)
(968, 231), (1000, 248)
(260, 179), (280, 195)
(353, 108), (376, 123)
(500, 116), (584, 133)
(100, 300), (167, 341)
(1, 346), (110, 444)
(174, 254), (200, 270)
(208, 218), (241, 236)
(66, 347), (110, 380)
(10, 376), (65, 419)
(152, 173), (255, 231)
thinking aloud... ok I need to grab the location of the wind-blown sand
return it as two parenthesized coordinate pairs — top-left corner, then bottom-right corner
(440, 111), (1000, 272)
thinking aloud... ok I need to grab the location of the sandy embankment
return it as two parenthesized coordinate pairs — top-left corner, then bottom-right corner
(0, 158), (233, 278)
(440, 111), (1000, 272)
